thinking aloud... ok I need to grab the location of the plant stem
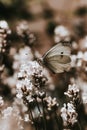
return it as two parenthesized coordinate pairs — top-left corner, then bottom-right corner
(35, 98), (42, 114)
(54, 111), (61, 130)
(77, 121), (81, 130)
(42, 99), (47, 130)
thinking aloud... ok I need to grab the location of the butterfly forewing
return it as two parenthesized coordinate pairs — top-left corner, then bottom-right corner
(43, 43), (71, 58)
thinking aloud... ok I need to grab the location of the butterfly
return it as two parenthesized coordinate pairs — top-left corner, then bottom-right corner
(42, 42), (71, 73)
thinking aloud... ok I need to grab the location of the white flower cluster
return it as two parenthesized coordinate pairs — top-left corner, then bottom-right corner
(4, 46), (34, 95)
(16, 21), (29, 37)
(0, 20), (11, 53)
(82, 92), (87, 104)
(79, 36), (87, 50)
(0, 65), (4, 73)
(16, 21), (36, 46)
(0, 96), (4, 107)
(54, 25), (70, 42)
(13, 46), (33, 70)
(16, 61), (46, 99)
(61, 102), (78, 127)
(71, 36), (87, 71)
(44, 96), (59, 111)
(64, 84), (79, 98)
(2, 107), (13, 119)
(0, 20), (11, 34)
(77, 79), (87, 104)
(24, 114), (30, 122)
(1, 106), (23, 130)
(71, 51), (87, 68)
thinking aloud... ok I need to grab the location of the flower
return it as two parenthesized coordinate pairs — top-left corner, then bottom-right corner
(54, 25), (70, 42)
(0, 65), (4, 74)
(16, 21), (36, 46)
(61, 102), (78, 127)
(1, 106), (23, 130)
(79, 36), (87, 50)
(24, 114), (30, 122)
(0, 20), (11, 53)
(13, 46), (33, 70)
(2, 107), (13, 119)
(44, 96), (59, 111)
(0, 96), (4, 107)
(0, 20), (10, 31)
(82, 92), (87, 104)
(64, 84), (79, 98)
(16, 61), (47, 100)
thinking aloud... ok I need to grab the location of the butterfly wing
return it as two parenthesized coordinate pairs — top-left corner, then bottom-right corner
(43, 42), (71, 59)
(43, 55), (71, 73)
(43, 42), (71, 73)
(44, 60), (65, 73)
(46, 55), (71, 64)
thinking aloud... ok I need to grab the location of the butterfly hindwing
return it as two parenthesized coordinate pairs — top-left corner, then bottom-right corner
(45, 60), (70, 73)
(45, 55), (71, 64)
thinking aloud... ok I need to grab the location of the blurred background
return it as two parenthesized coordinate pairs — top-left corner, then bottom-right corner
(0, 0), (87, 130)
(0, 0), (87, 53)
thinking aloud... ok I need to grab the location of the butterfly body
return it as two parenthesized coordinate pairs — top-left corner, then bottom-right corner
(42, 42), (71, 73)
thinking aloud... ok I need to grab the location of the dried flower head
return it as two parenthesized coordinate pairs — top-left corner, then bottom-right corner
(0, 20), (11, 53)
(24, 114), (30, 122)
(0, 96), (4, 107)
(0, 20), (11, 32)
(64, 84), (79, 98)
(82, 92), (87, 104)
(16, 21), (36, 46)
(54, 25), (71, 42)
(44, 96), (59, 111)
(1, 106), (23, 130)
(0, 64), (4, 74)
(79, 36), (87, 51)
(13, 46), (33, 70)
(16, 61), (47, 99)
(2, 107), (13, 119)
(61, 102), (78, 127)
(64, 84), (81, 107)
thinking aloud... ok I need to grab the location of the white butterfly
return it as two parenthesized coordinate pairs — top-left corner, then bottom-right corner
(42, 42), (71, 73)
